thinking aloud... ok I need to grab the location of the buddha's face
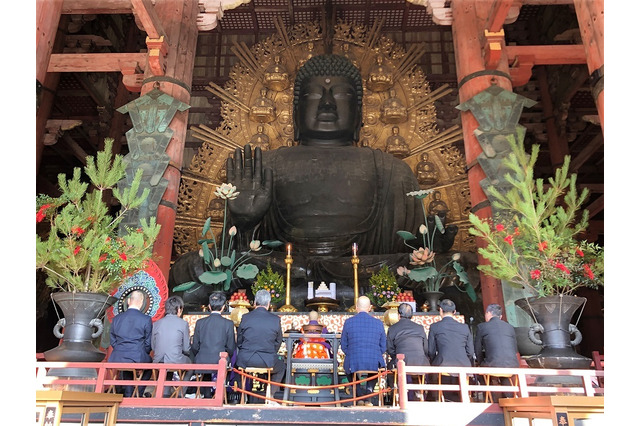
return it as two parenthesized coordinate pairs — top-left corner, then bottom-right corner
(296, 75), (360, 145)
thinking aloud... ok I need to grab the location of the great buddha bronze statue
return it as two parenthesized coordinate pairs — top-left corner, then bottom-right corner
(222, 55), (425, 306)
(227, 55), (423, 257)
(171, 55), (456, 310)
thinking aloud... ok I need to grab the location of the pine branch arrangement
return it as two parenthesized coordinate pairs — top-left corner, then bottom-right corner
(468, 134), (603, 296)
(36, 138), (161, 294)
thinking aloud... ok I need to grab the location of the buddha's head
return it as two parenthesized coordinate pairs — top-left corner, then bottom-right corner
(293, 55), (363, 145)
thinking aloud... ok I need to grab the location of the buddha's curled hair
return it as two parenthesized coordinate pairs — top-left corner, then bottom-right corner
(293, 55), (363, 111)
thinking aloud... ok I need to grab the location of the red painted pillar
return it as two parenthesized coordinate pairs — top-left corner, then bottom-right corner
(36, 0), (62, 86)
(574, 0), (604, 130)
(139, 0), (199, 279)
(36, 0), (63, 175)
(451, 0), (512, 312)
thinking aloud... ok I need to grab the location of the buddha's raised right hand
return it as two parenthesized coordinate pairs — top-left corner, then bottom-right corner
(226, 145), (273, 231)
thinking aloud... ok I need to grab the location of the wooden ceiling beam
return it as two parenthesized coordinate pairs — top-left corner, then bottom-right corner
(486, 0), (516, 32)
(586, 220), (603, 234)
(75, 73), (111, 108)
(48, 53), (147, 72)
(61, 133), (89, 166)
(61, 0), (133, 14)
(580, 184), (604, 193)
(570, 133), (604, 173)
(506, 45), (586, 65)
(131, 0), (166, 40)
(584, 194), (604, 219)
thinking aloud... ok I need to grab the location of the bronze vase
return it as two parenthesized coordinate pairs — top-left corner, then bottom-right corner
(515, 294), (592, 369)
(44, 292), (116, 362)
(423, 291), (444, 314)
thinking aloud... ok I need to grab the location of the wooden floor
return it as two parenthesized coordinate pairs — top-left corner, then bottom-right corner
(115, 402), (506, 426)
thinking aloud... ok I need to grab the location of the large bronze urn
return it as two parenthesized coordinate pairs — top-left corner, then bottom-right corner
(44, 292), (116, 362)
(515, 294), (592, 369)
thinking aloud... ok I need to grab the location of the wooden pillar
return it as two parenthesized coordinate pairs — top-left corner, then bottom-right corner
(36, 0), (63, 175)
(451, 0), (512, 312)
(536, 66), (570, 168)
(104, 21), (140, 155)
(139, 0), (199, 279)
(36, 0), (63, 86)
(574, 0), (604, 129)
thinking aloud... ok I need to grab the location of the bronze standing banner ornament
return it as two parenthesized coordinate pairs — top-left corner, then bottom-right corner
(348, 243), (360, 313)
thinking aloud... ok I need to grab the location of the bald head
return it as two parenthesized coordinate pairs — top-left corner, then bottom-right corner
(309, 310), (319, 321)
(128, 290), (144, 310)
(356, 295), (372, 313)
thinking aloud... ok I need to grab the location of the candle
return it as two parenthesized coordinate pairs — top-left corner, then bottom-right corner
(352, 242), (358, 256)
(308, 281), (314, 299)
(287, 243), (292, 256)
(329, 282), (336, 299)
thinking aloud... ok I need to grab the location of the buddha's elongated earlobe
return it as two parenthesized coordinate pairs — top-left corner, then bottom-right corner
(293, 106), (300, 141)
(352, 107), (362, 142)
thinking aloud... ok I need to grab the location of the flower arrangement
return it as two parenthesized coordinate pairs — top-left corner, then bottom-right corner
(252, 263), (285, 304)
(366, 265), (401, 307)
(173, 183), (279, 292)
(36, 138), (161, 294)
(467, 134), (604, 297)
(396, 190), (475, 300)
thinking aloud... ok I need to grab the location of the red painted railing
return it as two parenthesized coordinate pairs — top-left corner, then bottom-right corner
(35, 353), (229, 407)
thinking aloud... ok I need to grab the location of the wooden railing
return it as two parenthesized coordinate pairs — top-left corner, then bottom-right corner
(36, 352), (604, 409)
(395, 356), (604, 409)
(35, 353), (229, 407)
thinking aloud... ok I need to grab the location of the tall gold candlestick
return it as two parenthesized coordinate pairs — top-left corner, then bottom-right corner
(279, 245), (297, 312)
(348, 251), (360, 313)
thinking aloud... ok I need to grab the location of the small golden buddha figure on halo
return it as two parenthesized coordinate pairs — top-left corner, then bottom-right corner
(298, 42), (316, 70)
(249, 87), (277, 123)
(415, 152), (439, 185)
(367, 54), (394, 92)
(208, 197), (225, 220)
(263, 55), (290, 92)
(217, 165), (227, 182)
(428, 190), (450, 216)
(250, 125), (271, 150)
(340, 43), (359, 68)
(380, 89), (408, 124)
(385, 126), (410, 159)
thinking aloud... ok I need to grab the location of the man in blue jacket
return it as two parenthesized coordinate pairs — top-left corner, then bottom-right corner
(341, 295), (387, 405)
(109, 290), (153, 397)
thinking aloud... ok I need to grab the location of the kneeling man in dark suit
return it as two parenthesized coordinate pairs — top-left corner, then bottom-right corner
(191, 292), (236, 399)
(475, 303), (519, 399)
(427, 299), (474, 401)
(235, 289), (285, 401)
(109, 290), (153, 397)
(387, 303), (429, 401)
